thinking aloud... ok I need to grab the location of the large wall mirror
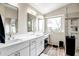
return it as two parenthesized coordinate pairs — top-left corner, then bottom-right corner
(27, 13), (36, 32)
(0, 3), (18, 41)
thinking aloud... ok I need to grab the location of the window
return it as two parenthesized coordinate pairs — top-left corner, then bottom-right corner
(38, 19), (44, 32)
(47, 16), (63, 32)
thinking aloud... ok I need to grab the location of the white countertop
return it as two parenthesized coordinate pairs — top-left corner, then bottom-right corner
(0, 33), (49, 49)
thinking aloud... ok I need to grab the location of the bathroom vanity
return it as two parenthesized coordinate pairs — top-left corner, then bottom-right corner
(0, 33), (49, 56)
(0, 3), (49, 56)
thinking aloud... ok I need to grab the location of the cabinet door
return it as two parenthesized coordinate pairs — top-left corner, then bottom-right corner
(30, 44), (37, 56)
(36, 37), (44, 55)
(40, 39), (44, 52)
(39, 40), (44, 54)
(30, 39), (37, 56)
(20, 47), (29, 56)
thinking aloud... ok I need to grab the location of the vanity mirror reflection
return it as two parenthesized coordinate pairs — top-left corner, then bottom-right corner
(0, 3), (18, 42)
(27, 13), (36, 32)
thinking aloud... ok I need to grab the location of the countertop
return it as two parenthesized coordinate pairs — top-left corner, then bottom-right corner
(0, 33), (49, 49)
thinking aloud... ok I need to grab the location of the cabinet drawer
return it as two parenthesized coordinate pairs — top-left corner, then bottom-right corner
(37, 40), (44, 46)
(30, 48), (36, 56)
(1, 40), (29, 56)
(20, 47), (29, 56)
(30, 39), (36, 45)
(29, 39), (37, 56)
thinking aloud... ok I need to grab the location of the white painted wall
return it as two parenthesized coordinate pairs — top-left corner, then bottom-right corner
(17, 3), (44, 33)
(18, 4), (28, 33)
(49, 32), (65, 45)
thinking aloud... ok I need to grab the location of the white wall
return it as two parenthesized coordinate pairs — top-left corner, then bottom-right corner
(49, 32), (65, 45)
(18, 4), (28, 33)
(17, 3), (44, 33)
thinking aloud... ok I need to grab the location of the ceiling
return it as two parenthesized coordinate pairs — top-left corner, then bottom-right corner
(29, 3), (68, 15)
(3, 3), (17, 11)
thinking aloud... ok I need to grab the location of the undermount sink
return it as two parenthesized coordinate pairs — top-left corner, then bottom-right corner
(5, 39), (21, 44)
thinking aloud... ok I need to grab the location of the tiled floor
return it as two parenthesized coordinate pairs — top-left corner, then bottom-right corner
(75, 50), (79, 56)
(40, 45), (65, 56)
(40, 45), (79, 56)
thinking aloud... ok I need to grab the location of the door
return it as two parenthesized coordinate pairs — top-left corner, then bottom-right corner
(30, 39), (37, 56)
(36, 37), (44, 55)
(20, 47), (29, 56)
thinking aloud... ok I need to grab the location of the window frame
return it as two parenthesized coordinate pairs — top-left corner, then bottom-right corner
(46, 16), (64, 32)
(38, 19), (44, 32)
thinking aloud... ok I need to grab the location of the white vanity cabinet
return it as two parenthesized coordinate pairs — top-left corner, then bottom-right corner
(10, 46), (29, 56)
(9, 40), (29, 56)
(0, 34), (49, 56)
(36, 36), (44, 55)
(9, 47), (29, 56)
(20, 46), (29, 56)
(0, 40), (29, 56)
(29, 38), (37, 56)
(29, 36), (45, 56)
